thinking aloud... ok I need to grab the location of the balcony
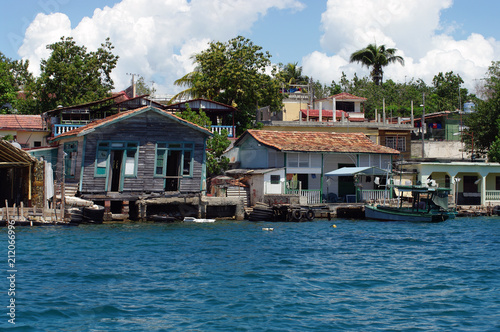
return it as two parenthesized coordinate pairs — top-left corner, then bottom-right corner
(53, 124), (85, 137)
(211, 125), (235, 138)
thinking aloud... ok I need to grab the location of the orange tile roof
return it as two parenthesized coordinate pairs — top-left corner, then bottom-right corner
(241, 130), (400, 154)
(51, 106), (213, 141)
(0, 115), (44, 131)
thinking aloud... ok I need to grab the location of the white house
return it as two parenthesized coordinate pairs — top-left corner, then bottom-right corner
(228, 129), (400, 204)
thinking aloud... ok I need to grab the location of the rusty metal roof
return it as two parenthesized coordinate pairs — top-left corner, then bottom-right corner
(238, 129), (400, 155)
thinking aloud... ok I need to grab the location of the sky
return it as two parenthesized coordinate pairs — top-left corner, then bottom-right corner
(1, 0), (499, 99)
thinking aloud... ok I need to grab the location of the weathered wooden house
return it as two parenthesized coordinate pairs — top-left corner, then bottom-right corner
(50, 106), (213, 220)
(165, 98), (238, 138)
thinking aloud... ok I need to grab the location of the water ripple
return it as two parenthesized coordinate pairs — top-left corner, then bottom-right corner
(0, 218), (499, 331)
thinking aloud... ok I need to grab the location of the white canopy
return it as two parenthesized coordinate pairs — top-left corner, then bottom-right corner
(324, 166), (389, 177)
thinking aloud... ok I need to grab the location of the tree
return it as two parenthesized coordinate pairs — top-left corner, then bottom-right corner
(135, 76), (156, 96)
(35, 36), (118, 112)
(0, 52), (34, 113)
(176, 104), (230, 177)
(278, 62), (308, 86)
(467, 61), (500, 157)
(174, 36), (283, 135)
(431, 71), (467, 111)
(350, 44), (404, 85)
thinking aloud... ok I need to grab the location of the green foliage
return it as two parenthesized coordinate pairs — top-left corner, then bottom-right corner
(206, 130), (231, 177)
(135, 76), (156, 96)
(1, 134), (14, 141)
(34, 36), (119, 113)
(466, 61), (500, 157)
(0, 52), (34, 113)
(176, 103), (212, 129)
(174, 36), (283, 135)
(350, 44), (404, 85)
(177, 103), (230, 177)
(277, 62), (308, 86)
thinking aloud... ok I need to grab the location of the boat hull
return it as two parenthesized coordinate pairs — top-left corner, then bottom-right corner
(364, 205), (450, 222)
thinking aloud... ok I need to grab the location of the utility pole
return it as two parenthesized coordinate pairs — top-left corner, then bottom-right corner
(127, 73), (139, 98)
(421, 93), (425, 158)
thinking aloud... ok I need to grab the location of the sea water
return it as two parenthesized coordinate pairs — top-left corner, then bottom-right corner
(1, 217), (499, 331)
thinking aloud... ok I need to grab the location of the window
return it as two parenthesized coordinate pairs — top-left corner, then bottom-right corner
(270, 175), (280, 184)
(154, 142), (194, 178)
(94, 141), (138, 177)
(386, 136), (406, 152)
(34, 141), (41, 147)
(287, 153), (311, 168)
(64, 141), (78, 179)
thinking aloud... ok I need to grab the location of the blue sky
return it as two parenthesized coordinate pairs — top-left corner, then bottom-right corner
(1, 0), (499, 96)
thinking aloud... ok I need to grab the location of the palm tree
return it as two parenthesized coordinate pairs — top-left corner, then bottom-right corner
(281, 62), (307, 85)
(169, 70), (202, 103)
(350, 44), (404, 85)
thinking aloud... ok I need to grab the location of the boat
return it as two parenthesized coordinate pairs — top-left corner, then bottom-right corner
(364, 185), (453, 222)
(150, 214), (177, 223)
(183, 217), (215, 223)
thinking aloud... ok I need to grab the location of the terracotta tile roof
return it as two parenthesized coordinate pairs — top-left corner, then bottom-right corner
(51, 106), (213, 141)
(0, 115), (44, 131)
(241, 130), (400, 154)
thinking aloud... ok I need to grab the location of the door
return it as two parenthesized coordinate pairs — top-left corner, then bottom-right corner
(338, 163), (355, 199)
(165, 150), (181, 191)
(109, 150), (124, 192)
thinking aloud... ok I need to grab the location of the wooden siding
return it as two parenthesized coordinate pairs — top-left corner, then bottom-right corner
(77, 111), (207, 196)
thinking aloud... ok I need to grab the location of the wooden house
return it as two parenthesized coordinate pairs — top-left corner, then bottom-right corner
(228, 129), (400, 205)
(165, 98), (238, 138)
(50, 106), (213, 220)
(42, 92), (166, 139)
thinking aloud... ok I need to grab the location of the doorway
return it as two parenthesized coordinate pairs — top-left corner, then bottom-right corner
(165, 150), (181, 191)
(109, 150), (123, 192)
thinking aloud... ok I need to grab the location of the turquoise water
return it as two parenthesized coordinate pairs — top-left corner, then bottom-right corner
(1, 218), (499, 331)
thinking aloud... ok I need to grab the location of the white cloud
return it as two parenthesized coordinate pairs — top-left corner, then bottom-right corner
(304, 0), (500, 92)
(19, 13), (73, 76)
(18, 0), (305, 96)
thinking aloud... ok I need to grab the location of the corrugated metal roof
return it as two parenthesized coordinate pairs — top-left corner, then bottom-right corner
(237, 130), (400, 155)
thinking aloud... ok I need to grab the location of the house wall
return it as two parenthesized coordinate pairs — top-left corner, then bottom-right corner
(239, 136), (269, 168)
(282, 101), (304, 121)
(0, 130), (49, 148)
(62, 111), (207, 198)
(402, 162), (500, 205)
(263, 169), (285, 195)
(411, 140), (464, 159)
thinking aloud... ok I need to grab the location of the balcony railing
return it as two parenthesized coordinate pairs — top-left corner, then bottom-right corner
(53, 124), (85, 137)
(211, 125), (234, 138)
(362, 189), (392, 202)
(485, 190), (500, 202)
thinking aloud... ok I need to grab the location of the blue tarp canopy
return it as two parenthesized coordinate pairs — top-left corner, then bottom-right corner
(324, 166), (389, 177)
